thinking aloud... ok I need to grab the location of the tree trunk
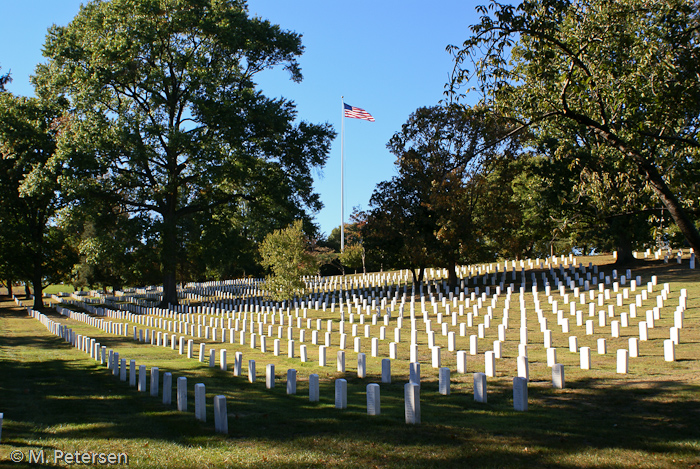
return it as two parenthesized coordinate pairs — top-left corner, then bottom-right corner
(159, 211), (179, 308)
(642, 161), (700, 253)
(586, 121), (700, 253)
(32, 265), (43, 310)
(614, 230), (637, 266)
(446, 257), (459, 292)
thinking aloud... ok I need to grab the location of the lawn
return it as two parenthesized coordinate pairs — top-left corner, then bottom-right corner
(1, 255), (699, 468)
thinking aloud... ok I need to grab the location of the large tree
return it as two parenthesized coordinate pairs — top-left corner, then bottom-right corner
(0, 93), (75, 308)
(366, 104), (514, 289)
(35, 0), (335, 306)
(448, 0), (700, 253)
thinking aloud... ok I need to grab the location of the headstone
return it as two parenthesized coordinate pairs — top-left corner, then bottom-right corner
(213, 395), (228, 434)
(629, 337), (639, 357)
(438, 367), (450, 396)
(337, 350), (346, 372)
(409, 362), (421, 387)
(597, 338), (607, 355)
(664, 339), (675, 362)
(248, 359), (256, 383)
(163, 372), (172, 405)
(234, 351), (243, 376)
(569, 336), (578, 353)
(617, 349), (629, 373)
(474, 372), (487, 403)
(513, 377), (528, 411)
(357, 353), (367, 378)
(150, 367), (159, 397)
(547, 348), (557, 367)
(457, 351), (467, 374)
(120, 358), (127, 382)
(194, 383), (206, 421)
(177, 377), (187, 411)
(309, 373), (320, 402)
(129, 360), (136, 387)
(209, 349), (216, 368)
(432, 346), (441, 368)
(517, 355), (529, 381)
(218, 349), (226, 371)
(552, 364), (565, 389)
(485, 351), (496, 377)
(381, 358), (391, 383)
(335, 379), (348, 409)
(287, 369), (297, 395)
(367, 383), (381, 416)
(266, 364), (275, 389)
(404, 383), (421, 424)
(580, 346), (591, 370)
(138, 365), (147, 392)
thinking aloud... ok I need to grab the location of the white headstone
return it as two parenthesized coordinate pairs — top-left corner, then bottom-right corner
(163, 372), (172, 405)
(177, 376), (187, 411)
(409, 362), (421, 387)
(335, 379), (348, 409)
(357, 353), (367, 378)
(485, 351), (496, 377)
(580, 346), (591, 370)
(457, 351), (467, 374)
(150, 367), (159, 397)
(404, 383), (421, 424)
(513, 377), (528, 411)
(337, 350), (346, 372)
(517, 355), (529, 381)
(309, 373), (319, 402)
(266, 364), (275, 389)
(552, 363), (565, 389)
(287, 369), (297, 395)
(138, 365), (147, 392)
(474, 372), (487, 403)
(664, 339), (675, 362)
(367, 383), (381, 416)
(248, 360), (256, 383)
(617, 349), (629, 374)
(194, 383), (206, 422)
(438, 367), (450, 396)
(214, 395), (228, 434)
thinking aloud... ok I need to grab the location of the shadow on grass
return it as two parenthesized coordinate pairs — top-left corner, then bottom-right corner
(2, 302), (700, 468)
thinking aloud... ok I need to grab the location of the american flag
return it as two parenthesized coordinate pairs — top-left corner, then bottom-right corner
(344, 103), (375, 122)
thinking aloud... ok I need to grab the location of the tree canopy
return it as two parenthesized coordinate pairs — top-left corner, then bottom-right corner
(35, 0), (335, 305)
(448, 0), (700, 254)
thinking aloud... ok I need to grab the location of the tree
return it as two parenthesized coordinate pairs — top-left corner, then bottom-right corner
(0, 93), (75, 308)
(259, 220), (317, 301)
(448, 0), (700, 253)
(36, 0), (335, 306)
(366, 104), (516, 289)
(0, 66), (11, 92)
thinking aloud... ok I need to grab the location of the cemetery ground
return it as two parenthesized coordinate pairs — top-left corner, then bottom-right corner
(0, 255), (699, 468)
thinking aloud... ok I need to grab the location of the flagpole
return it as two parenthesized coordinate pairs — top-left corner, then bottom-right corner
(340, 96), (345, 253)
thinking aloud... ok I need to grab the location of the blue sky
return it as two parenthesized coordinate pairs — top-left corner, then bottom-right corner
(0, 0), (481, 237)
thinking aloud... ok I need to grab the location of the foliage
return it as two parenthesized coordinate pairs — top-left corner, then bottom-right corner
(0, 65), (11, 92)
(259, 220), (317, 301)
(36, 0), (335, 306)
(448, 0), (700, 254)
(365, 104), (517, 287)
(0, 93), (76, 308)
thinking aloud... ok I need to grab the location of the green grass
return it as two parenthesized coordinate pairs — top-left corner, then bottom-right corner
(1, 255), (699, 468)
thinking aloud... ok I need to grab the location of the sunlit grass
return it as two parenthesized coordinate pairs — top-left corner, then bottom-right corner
(1, 255), (699, 468)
